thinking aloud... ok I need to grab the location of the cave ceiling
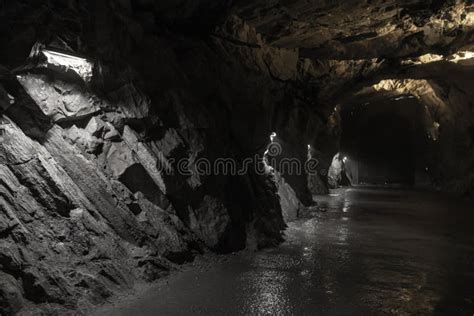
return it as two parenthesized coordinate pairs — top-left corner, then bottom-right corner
(232, 0), (474, 59)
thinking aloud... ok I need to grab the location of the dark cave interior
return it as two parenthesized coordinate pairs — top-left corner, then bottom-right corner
(0, 0), (473, 315)
(340, 97), (428, 186)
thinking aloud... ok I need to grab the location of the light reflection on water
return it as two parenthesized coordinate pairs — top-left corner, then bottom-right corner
(245, 270), (291, 315)
(102, 188), (474, 316)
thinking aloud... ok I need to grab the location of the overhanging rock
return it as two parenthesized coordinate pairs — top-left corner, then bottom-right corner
(24, 43), (94, 84)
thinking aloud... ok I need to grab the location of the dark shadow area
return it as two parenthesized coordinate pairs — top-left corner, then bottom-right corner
(340, 96), (428, 186)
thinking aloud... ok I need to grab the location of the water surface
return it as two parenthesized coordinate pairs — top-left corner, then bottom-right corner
(104, 188), (474, 315)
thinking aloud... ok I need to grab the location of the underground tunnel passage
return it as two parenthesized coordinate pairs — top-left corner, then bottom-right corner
(0, 1), (473, 315)
(339, 96), (429, 187)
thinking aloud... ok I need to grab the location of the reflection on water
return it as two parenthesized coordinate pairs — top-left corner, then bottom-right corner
(103, 188), (474, 316)
(246, 270), (290, 315)
(342, 200), (351, 213)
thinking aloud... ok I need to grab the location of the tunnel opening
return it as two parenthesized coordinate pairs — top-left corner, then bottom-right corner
(339, 95), (429, 187)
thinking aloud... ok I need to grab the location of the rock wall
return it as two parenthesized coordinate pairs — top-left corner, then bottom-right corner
(0, 2), (322, 314)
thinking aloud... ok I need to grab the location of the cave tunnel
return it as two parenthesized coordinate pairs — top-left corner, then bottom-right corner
(340, 96), (428, 187)
(0, 1), (474, 315)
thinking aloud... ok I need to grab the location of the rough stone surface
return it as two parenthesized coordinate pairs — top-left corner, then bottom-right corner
(16, 73), (100, 122)
(233, 1), (473, 59)
(275, 172), (303, 221)
(189, 195), (231, 250)
(0, 271), (23, 315)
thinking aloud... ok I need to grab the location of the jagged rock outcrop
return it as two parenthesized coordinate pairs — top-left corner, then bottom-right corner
(0, 29), (301, 308)
(0, 107), (203, 312)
